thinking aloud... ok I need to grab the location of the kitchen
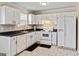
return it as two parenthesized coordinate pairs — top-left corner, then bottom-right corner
(0, 2), (78, 56)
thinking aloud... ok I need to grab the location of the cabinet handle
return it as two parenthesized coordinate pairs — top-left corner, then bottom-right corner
(59, 29), (64, 32)
(16, 41), (17, 44)
(30, 35), (33, 38)
(13, 37), (15, 40)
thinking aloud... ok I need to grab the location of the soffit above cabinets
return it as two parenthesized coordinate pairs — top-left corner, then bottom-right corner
(13, 2), (76, 11)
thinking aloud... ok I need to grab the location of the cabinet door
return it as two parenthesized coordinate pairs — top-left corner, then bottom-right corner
(16, 34), (26, 53)
(52, 32), (57, 45)
(36, 15), (42, 24)
(57, 15), (64, 47)
(26, 32), (37, 48)
(0, 36), (11, 56)
(48, 14), (57, 29)
(32, 32), (37, 44)
(35, 15), (43, 29)
(10, 37), (16, 56)
(16, 35), (23, 53)
(21, 34), (27, 50)
(41, 14), (46, 24)
(35, 15), (39, 24)
(35, 31), (41, 42)
(26, 33), (32, 48)
(5, 6), (14, 24)
(32, 15), (36, 24)
(0, 6), (14, 24)
(28, 32), (35, 45)
(20, 13), (27, 25)
(28, 14), (34, 24)
(14, 9), (20, 24)
(64, 16), (76, 49)
(35, 15), (38, 24)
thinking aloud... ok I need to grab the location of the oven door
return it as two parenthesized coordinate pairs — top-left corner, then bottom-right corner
(41, 31), (51, 40)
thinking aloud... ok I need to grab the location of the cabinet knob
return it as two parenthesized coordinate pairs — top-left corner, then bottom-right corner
(13, 37), (16, 40)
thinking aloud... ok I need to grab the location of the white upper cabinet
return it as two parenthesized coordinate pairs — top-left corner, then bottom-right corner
(47, 14), (57, 29)
(0, 6), (14, 24)
(32, 15), (36, 24)
(19, 13), (27, 25)
(28, 14), (32, 24)
(28, 14), (35, 24)
(14, 9), (20, 24)
(35, 14), (57, 29)
(36, 15), (43, 24)
(41, 14), (46, 20)
(35, 14), (57, 25)
(0, 6), (28, 25)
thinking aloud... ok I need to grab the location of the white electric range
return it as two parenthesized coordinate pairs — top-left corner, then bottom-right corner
(40, 29), (57, 46)
(40, 30), (52, 45)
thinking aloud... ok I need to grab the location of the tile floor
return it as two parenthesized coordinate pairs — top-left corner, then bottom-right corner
(18, 46), (79, 56)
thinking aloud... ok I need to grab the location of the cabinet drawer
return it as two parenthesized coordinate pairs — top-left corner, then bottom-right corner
(40, 40), (51, 45)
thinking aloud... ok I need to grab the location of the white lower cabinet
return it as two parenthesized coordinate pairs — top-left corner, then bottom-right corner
(16, 34), (27, 54)
(26, 33), (32, 48)
(0, 31), (41, 56)
(0, 36), (16, 56)
(35, 31), (42, 42)
(31, 32), (36, 45)
(10, 37), (16, 56)
(51, 32), (57, 45)
(26, 32), (36, 48)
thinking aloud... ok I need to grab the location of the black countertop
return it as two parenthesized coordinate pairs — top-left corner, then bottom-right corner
(0, 28), (57, 37)
(0, 29), (43, 37)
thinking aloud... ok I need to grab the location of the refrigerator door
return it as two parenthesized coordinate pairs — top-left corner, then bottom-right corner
(64, 16), (76, 49)
(57, 16), (64, 47)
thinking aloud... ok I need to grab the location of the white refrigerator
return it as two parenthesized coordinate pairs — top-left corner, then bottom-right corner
(57, 12), (76, 49)
(64, 16), (76, 49)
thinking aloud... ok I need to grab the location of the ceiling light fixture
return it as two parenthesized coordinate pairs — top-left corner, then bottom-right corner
(40, 2), (49, 6)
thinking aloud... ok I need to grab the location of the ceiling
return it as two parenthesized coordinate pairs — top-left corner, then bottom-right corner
(13, 2), (76, 11)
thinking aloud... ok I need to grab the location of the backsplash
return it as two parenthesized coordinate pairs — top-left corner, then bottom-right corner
(0, 25), (30, 32)
(0, 25), (16, 31)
